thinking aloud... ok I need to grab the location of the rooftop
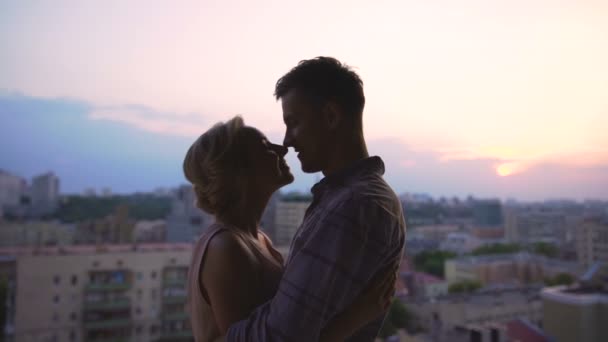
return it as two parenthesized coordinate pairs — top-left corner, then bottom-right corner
(0, 243), (193, 257)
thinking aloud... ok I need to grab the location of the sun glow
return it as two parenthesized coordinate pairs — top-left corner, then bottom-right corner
(496, 162), (522, 177)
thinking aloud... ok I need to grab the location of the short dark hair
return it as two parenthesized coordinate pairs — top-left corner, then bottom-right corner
(274, 57), (365, 118)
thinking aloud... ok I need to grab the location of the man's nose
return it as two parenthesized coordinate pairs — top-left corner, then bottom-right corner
(273, 143), (288, 157)
(283, 130), (293, 148)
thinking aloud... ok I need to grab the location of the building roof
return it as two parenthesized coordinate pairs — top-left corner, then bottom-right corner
(0, 243), (193, 256)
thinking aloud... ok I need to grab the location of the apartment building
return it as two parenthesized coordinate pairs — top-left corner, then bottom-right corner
(445, 252), (583, 286)
(402, 286), (544, 332)
(541, 262), (608, 341)
(576, 217), (608, 267)
(1, 243), (193, 342)
(274, 194), (311, 246)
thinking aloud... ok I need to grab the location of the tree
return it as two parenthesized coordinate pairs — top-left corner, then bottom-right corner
(544, 273), (575, 286)
(413, 250), (456, 278)
(448, 280), (482, 294)
(378, 299), (413, 339)
(471, 243), (521, 256)
(533, 242), (558, 258)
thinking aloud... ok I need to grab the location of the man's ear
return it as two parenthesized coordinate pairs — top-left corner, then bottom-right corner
(323, 101), (342, 130)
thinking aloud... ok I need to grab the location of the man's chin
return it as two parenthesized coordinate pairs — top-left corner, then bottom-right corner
(300, 163), (321, 174)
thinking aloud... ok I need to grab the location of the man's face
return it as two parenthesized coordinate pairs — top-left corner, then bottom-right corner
(281, 89), (329, 173)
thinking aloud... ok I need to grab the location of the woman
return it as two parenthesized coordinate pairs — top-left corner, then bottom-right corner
(183, 116), (394, 341)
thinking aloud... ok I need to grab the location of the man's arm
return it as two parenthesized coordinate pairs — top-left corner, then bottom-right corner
(227, 196), (402, 341)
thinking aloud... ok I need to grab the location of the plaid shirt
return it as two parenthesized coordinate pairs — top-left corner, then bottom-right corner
(226, 156), (406, 342)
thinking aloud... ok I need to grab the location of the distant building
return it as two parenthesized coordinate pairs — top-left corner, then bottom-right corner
(504, 206), (569, 245)
(402, 271), (449, 299)
(404, 236), (440, 255)
(576, 217), (608, 267)
(0, 244), (193, 342)
(473, 199), (503, 227)
(0, 221), (75, 247)
(133, 220), (166, 243)
(29, 172), (60, 217)
(83, 188), (97, 197)
(75, 206), (135, 244)
(541, 262), (608, 342)
(101, 187), (112, 197)
(0, 170), (26, 217)
(165, 185), (212, 243)
(260, 191), (281, 242)
(403, 286), (544, 334)
(440, 232), (483, 255)
(274, 192), (311, 246)
(445, 252), (583, 286)
(409, 225), (460, 242)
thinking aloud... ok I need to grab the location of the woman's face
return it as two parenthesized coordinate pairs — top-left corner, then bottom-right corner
(241, 127), (294, 192)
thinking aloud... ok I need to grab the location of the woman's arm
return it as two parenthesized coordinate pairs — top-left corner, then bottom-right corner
(201, 231), (261, 333)
(319, 266), (397, 342)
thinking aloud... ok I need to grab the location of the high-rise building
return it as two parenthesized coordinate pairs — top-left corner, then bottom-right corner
(29, 172), (60, 217)
(0, 170), (26, 217)
(576, 217), (608, 267)
(165, 185), (212, 243)
(274, 193), (311, 246)
(504, 206), (569, 245)
(541, 262), (608, 341)
(473, 199), (503, 227)
(0, 244), (193, 342)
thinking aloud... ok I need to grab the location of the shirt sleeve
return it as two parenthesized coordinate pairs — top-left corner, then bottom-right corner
(226, 195), (402, 342)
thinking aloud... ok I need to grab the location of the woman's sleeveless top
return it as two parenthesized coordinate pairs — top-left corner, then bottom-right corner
(187, 223), (284, 342)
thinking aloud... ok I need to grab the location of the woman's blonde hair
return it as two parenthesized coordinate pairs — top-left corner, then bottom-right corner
(183, 116), (247, 217)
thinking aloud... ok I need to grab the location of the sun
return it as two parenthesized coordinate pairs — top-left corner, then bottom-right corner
(496, 163), (517, 177)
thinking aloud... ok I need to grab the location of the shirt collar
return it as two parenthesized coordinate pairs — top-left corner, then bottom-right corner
(311, 156), (385, 197)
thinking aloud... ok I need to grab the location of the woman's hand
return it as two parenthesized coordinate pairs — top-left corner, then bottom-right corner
(351, 263), (398, 323)
(319, 262), (399, 342)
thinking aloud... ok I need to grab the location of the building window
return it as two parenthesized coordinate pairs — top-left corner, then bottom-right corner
(136, 272), (143, 281)
(53, 295), (60, 304)
(137, 288), (143, 300)
(135, 325), (142, 335)
(53, 275), (60, 285)
(117, 259), (123, 267)
(136, 307), (142, 315)
(170, 258), (176, 265)
(52, 312), (59, 322)
(69, 330), (76, 342)
(92, 261), (99, 267)
(71, 275), (78, 286)
(151, 288), (157, 300)
(151, 271), (157, 279)
(70, 312), (77, 321)
(150, 325), (159, 335)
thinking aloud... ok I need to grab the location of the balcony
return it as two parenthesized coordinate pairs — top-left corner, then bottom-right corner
(157, 330), (193, 341)
(87, 338), (129, 342)
(83, 318), (131, 330)
(84, 298), (131, 311)
(85, 282), (130, 291)
(162, 277), (187, 287)
(162, 312), (189, 321)
(162, 295), (187, 304)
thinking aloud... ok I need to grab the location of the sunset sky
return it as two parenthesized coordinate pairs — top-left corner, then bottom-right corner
(1, 0), (607, 200)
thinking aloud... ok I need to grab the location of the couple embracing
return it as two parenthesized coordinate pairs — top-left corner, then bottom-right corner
(183, 57), (406, 342)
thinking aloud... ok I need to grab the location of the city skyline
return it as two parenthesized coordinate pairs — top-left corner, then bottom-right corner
(1, 1), (607, 200)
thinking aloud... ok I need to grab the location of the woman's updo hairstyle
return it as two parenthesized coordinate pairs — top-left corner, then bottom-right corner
(183, 116), (247, 216)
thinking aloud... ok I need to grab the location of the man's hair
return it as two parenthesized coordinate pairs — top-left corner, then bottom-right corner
(274, 57), (365, 119)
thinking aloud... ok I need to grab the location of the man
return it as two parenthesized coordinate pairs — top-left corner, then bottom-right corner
(227, 57), (406, 341)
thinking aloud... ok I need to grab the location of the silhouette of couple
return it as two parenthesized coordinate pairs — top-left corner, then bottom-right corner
(184, 57), (406, 342)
